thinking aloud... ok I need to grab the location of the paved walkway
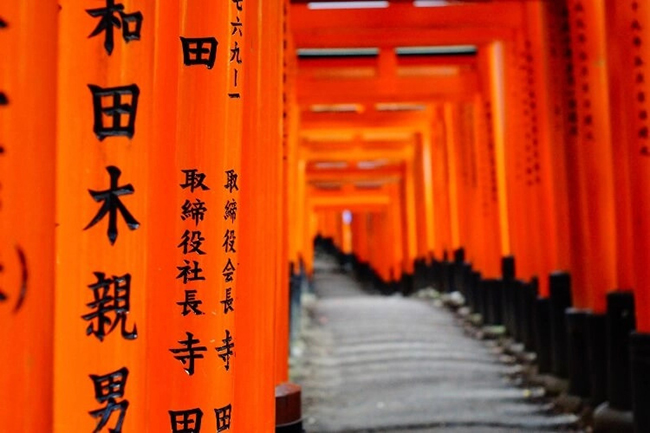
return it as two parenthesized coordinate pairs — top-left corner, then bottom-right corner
(293, 254), (581, 433)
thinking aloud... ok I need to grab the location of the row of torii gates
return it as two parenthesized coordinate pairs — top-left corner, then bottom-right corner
(2, 0), (650, 432)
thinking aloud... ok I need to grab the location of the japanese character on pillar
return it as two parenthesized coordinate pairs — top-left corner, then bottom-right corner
(84, 166), (140, 245)
(169, 408), (203, 433)
(0, 18), (7, 178)
(228, 0), (243, 98)
(169, 332), (207, 376)
(180, 37), (218, 70)
(176, 290), (204, 317)
(214, 404), (232, 432)
(180, 169), (210, 193)
(222, 230), (236, 253)
(224, 169), (239, 193)
(215, 330), (234, 371)
(222, 259), (236, 283)
(220, 288), (234, 315)
(223, 199), (237, 222)
(89, 367), (130, 433)
(176, 260), (205, 284)
(86, 0), (143, 55)
(0, 264), (5, 303)
(0, 247), (28, 313)
(82, 272), (137, 341)
(178, 230), (206, 255)
(181, 199), (208, 226)
(89, 84), (140, 140)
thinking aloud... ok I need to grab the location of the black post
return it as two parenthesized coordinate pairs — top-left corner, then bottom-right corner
(593, 292), (636, 433)
(523, 279), (538, 352)
(502, 256), (516, 336)
(550, 272), (572, 378)
(585, 312), (607, 406)
(512, 280), (523, 342)
(535, 297), (552, 374)
(631, 332), (650, 433)
(566, 308), (590, 398)
(483, 279), (503, 326)
(607, 291), (635, 410)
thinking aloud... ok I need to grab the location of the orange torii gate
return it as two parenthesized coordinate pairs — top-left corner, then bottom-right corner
(1, 1), (285, 431)
(301, 130), (414, 277)
(287, 2), (647, 429)
(6, 0), (650, 431)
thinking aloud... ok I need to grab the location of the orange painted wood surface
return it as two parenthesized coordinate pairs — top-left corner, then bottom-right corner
(0, 2), (58, 431)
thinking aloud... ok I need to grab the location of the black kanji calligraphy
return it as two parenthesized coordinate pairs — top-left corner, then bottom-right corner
(177, 290), (204, 316)
(0, 247), (28, 313)
(176, 260), (205, 284)
(214, 404), (232, 432)
(230, 17), (242, 37)
(222, 230), (236, 253)
(220, 288), (234, 315)
(222, 259), (236, 283)
(89, 367), (129, 433)
(12, 247), (27, 313)
(0, 264), (5, 303)
(169, 408), (203, 433)
(229, 41), (242, 64)
(178, 230), (206, 255)
(181, 199), (208, 226)
(82, 272), (137, 341)
(0, 92), (7, 106)
(84, 166), (140, 245)
(215, 330), (234, 371)
(228, 69), (241, 99)
(180, 169), (210, 192)
(86, 0), (143, 55)
(224, 199), (237, 222)
(89, 84), (140, 140)
(232, 0), (243, 12)
(224, 170), (239, 193)
(0, 17), (7, 28)
(170, 332), (207, 376)
(180, 37), (218, 69)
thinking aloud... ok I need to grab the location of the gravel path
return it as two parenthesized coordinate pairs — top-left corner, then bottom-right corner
(293, 255), (582, 433)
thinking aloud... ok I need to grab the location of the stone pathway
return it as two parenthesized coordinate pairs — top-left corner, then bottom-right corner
(292, 254), (582, 433)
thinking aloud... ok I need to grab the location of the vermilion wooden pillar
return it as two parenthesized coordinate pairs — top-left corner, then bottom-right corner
(522, 1), (570, 296)
(277, 0), (296, 384)
(443, 103), (462, 257)
(401, 158), (417, 274)
(388, 182), (405, 282)
(418, 128), (437, 261)
(484, 42), (512, 265)
(502, 34), (538, 283)
(540, 0), (573, 274)
(56, 1), (156, 430)
(431, 111), (453, 261)
(0, 2), (58, 431)
(236, 0), (283, 428)
(566, 0), (617, 313)
(471, 93), (502, 278)
(622, 0), (650, 332)
(612, 2), (650, 430)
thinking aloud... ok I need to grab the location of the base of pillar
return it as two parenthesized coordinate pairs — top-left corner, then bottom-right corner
(630, 332), (650, 433)
(276, 383), (304, 433)
(593, 402), (633, 433)
(566, 308), (591, 398)
(585, 312), (607, 407)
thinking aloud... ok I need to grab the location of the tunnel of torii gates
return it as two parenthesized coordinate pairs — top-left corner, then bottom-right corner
(3, 0), (650, 432)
